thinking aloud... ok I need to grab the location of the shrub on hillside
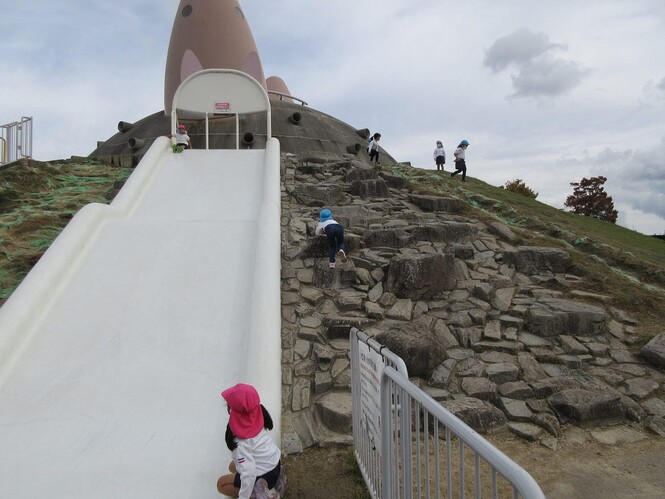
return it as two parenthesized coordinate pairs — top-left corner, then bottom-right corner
(503, 179), (538, 199)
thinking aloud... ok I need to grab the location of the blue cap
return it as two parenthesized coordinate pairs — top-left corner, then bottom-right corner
(319, 209), (332, 222)
(459, 140), (469, 146)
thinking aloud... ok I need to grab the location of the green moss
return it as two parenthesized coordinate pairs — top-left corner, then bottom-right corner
(0, 160), (132, 299)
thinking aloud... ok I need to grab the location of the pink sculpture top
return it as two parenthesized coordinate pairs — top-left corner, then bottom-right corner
(164, 0), (267, 115)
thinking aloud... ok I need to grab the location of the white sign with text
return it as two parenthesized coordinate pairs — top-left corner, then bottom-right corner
(358, 342), (386, 454)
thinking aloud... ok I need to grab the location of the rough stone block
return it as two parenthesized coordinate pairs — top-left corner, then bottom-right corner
(291, 377), (312, 411)
(411, 222), (478, 243)
(385, 252), (456, 299)
(483, 320), (502, 341)
(529, 377), (579, 398)
(486, 363), (520, 384)
(461, 377), (497, 401)
(503, 246), (571, 274)
(548, 388), (625, 423)
(507, 422), (542, 441)
(316, 392), (353, 433)
(498, 398), (533, 422)
(349, 178), (389, 198)
(623, 378), (660, 399)
(443, 397), (507, 434)
(531, 412), (561, 437)
(526, 298), (607, 337)
(498, 381), (535, 400)
(408, 194), (466, 213)
(640, 333), (665, 368)
(375, 319), (446, 376)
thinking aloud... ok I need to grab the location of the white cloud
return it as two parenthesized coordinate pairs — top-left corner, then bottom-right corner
(1, 0), (664, 235)
(484, 29), (588, 99)
(658, 77), (665, 92)
(510, 55), (589, 98)
(483, 29), (566, 72)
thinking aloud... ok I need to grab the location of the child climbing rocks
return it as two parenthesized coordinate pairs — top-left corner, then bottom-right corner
(315, 208), (348, 269)
(367, 133), (381, 164)
(216, 384), (283, 498)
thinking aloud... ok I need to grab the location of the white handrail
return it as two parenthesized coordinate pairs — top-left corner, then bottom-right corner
(380, 366), (546, 499)
(267, 90), (308, 106)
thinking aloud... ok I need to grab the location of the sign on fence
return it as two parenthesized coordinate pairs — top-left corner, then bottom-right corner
(358, 341), (386, 454)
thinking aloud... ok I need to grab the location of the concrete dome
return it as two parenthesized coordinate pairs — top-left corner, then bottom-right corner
(89, 100), (393, 165)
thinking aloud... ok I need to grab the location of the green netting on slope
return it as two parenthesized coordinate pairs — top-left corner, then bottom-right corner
(0, 160), (133, 299)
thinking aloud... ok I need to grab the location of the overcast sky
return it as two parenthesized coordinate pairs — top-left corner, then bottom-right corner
(2, 0), (664, 235)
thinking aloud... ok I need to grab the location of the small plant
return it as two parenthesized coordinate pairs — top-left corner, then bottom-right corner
(503, 179), (538, 199)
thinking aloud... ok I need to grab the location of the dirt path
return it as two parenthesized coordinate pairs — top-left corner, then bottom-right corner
(282, 428), (665, 498)
(492, 432), (665, 498)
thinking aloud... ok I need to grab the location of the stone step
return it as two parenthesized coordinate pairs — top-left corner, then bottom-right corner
(316, 391), (353, 434)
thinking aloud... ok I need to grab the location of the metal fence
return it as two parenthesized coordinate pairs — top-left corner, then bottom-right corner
(1, 117), (33, 164)
(351, 327), (408, 499)
(351, 328), (545, 499)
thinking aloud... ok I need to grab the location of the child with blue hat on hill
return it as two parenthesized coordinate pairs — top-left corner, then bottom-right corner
(315, 208), (348, 269)
(451, 139), (470, 182)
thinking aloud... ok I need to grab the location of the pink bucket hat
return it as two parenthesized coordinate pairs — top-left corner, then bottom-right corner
(221, 383), (264, 439)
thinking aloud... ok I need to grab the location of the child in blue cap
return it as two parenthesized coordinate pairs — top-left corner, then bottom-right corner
(315, 208), (348, 269)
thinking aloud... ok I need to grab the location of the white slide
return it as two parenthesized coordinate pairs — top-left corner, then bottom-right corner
(0, 137), (282, 497)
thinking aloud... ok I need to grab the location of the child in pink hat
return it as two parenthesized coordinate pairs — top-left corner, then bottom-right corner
(217, 384), (282, 498)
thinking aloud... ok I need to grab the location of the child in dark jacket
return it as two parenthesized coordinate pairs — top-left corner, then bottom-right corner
(315, 208), (348, 269)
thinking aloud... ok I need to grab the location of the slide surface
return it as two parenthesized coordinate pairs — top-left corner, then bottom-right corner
(0, 138), (282, 497)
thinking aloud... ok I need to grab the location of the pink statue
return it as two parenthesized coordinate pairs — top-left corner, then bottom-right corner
(164, 0), (291, 114)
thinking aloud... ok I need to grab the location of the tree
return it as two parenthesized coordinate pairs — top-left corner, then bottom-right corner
(503, 179), (538, 199)
(564, 176), (618, 223)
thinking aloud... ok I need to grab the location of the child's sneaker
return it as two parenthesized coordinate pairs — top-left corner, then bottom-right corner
(337, 249), (347, 263)
(329, 262), (336, 269)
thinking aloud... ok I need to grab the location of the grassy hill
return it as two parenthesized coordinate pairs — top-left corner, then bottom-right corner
(1, 157), (663, 336)
(0, 159), (133, 302)
(380, 163), (665, 335)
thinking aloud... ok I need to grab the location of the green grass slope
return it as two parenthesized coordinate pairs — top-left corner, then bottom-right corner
(0, 159), (132, 301)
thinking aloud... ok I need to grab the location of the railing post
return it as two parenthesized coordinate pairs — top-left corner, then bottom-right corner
(381, 370), (393, 499)
(205, 113), (210, 150)
(235, 114), (239, 149)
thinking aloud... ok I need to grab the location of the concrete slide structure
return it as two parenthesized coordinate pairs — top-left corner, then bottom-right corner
(0, 133), (282, 496)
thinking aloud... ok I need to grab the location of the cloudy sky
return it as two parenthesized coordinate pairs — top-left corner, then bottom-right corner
(2, 0), (664, 235)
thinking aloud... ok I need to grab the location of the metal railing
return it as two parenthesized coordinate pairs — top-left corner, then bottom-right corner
(1, 117), (32, 164)
(267, 90), (308, 106)
(380, 367), (545, 499)
(351, 328), (408, 498)
(351, 328), (545, 499)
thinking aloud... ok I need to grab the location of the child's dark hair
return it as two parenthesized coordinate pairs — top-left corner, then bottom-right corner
(225, 404), (273, 451)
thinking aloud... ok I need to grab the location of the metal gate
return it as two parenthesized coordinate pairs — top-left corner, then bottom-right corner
(1, 117), (33, 164)
(351, 328), (545, 498)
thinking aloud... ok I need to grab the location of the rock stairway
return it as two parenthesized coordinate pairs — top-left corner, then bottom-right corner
(278, 153), (665, 454)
